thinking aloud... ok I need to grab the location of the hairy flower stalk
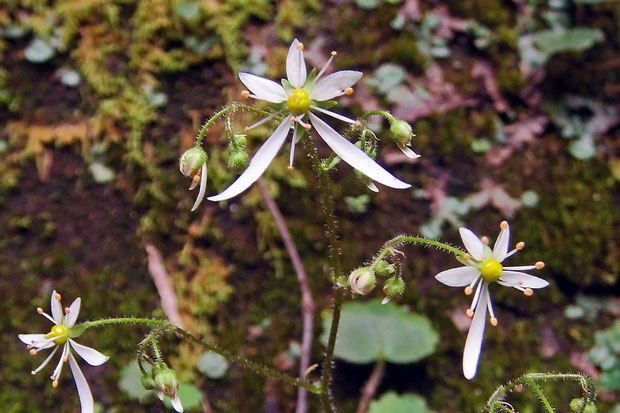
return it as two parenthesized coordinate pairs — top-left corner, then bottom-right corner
(207, 39), (411, 202)
(435, 221), (548, 379)
(18, 290), (109, 413)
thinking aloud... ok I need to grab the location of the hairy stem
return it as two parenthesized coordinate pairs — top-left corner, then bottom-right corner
(372, 235), (465, 267)
(303, 133), (345, 413)
(524, 378), (554, 413)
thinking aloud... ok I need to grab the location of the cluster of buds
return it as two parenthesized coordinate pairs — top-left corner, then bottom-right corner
(347, 258), (405, 303)
(141, 363), (183, 412)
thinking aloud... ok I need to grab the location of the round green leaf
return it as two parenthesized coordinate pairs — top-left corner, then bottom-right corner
(118, 361), (152, 402)
(320, 299), (439, 364)
(369, 392), (431, 413)
(197, 351), (230, 379)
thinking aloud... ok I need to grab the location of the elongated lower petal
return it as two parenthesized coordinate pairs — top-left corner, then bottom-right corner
(68, 352), (94, 413)
(170, 394), (184, 412)
(208, 118), (292, 202)
(498, 271), (549, 289)
(463, 283), (489, 379)
(69, 340), (109, 366)
(435, 266), (479, 287)
(191, 163), (208, 211)
(50, 290), (63, 325)
(65, 297), (81, 328)
(309, 113), (410, 189)
(286, 39), (306, 89)
(493, 226), (510, 261)
(32, 346), (59, 374)
(19, 333), (48, 345)
(398, 144), (421, 159)
(239, 73), (287, 103)
(312, 71), (362, 101)
(459, 228), (484, 260)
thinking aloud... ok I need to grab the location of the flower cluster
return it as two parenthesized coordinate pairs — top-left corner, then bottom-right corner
(435, 221), (548, 379)
(18, 290), (108, 413)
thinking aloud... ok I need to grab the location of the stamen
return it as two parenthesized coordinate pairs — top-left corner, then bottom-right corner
(536, 261), (545, 269)
(331, 51), (337, 56)
(37, 307), (43, 314)
(304, 124), (312, 130)
(463, 253), (471, 261)
(244, 110), (285, 131)
(465, 275), (481, 296)
(290, 116), (296, 122)
(63, 355), (68, 362)
(310, 105), (356, 124)
(287, 166), (294, 171)
(26, 345), (32, 350)
(355, 120), (361, 127)
(490, 317), (498, 326)
(469, 281), (484, 314)
(516, 241), (525, 250)
(486, 290), (496, 320)
(344, 87), (353, 95)
(192, 175), (200, 184)
(296, 42), (304, 51)
(316, 51), (338, 80)
(29, 349), (37, 355)
(52, 380), (58, 388)
(500, 221), (508, 230)
(295, 117), (310, 130)
(466, 309), (474, 318)
(64, 307), (70, 314)
(31, 371), (36, 375)
(289, 124), (298, 168)
(481, 236), (489, 245)
(464, 286), (472, 295)
(55, 293), (61, 301)
(241, 90), (250, 99)
(524, 288), (533, 296)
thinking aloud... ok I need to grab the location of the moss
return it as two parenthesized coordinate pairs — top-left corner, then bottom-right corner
(446, 0), (514, 28)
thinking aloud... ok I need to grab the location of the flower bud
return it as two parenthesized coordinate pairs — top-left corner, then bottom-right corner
(390, 120), (414, 146)
(373, 260), (395, 277)
(234, 134), (247, 148)
(348, 267), (376, 295)
(383, 277), (405, 298)
(152, 365), (183, 412)
(179, 147), (207, 177)
(141, 373), (156, 391)
(228, 149), (249, 171)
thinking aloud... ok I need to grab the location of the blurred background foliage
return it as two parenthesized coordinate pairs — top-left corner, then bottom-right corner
(0, 0), (619, 411)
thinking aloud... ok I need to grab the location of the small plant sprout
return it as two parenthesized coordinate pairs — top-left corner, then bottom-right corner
(18, 290), (109, 413)
(207, 39), (411, 202)
(179, 147), (208, 211)
(434, 221), (548, 379)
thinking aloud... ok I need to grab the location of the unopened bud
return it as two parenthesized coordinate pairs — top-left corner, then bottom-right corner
(179, 147), (207, 177)
(348, 267), (376, 295)
(228, 150), (249, 171)
(152, 365), (183, 412)
(373, 260), (395, 277)
(390, 120), (414, 146)
(383, 277), (405, 298)
(234, 134), (247, 148)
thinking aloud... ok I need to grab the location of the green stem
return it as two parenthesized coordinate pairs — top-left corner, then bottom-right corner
(303, 132), (344, 413)
(525, 378), (554, 413)
(174, 328), (320, 393)
(150, 335), (163, 364)
(372, 235), (465, 267)
(359, 110), (395, 122)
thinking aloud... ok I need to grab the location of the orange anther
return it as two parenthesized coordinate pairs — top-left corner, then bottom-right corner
(344, 87), (353, 95)
(241, 90), (250, 99)
(481, 236), (489, 245)
(464, 286), (473, 295)
(466, 309), (474, 318)
(536, 261), (545, 269)
(296, 43), (304, 51)
(500, 221), (508, 230)
(490, 317), (498, 326)
(524, 288), (533, 296)
(516, 242), (525, 250)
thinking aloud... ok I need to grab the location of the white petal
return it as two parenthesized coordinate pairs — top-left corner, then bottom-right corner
(309, 113), (410, 189)
(435, 266), (480, 287)
(69, 340), (109, 366)
(312, 71), (363, 101)
(68, 352), (94, 413)
(171, 394), (184, 412)
(239, 73), (287, 103)
(52, 343), (69, 381)
(50, 290), (63, 324)
(493, 226), (510, 261)
(502, 265), (537, 271)
(498, 271), (549, 289)
(398, 144), (421, 159)
(310, 105), (356, 124)
(65, 297), (81, 328)
(32, 346), (59, 374)
(367, 181), (379, 192)
(191, 163), (208, 211)
(459, 228), (484, 260)
(19, 333), (48, 345)
(286, 39), (307, 88)
(207, 118), (292, 202)
(463, 283), (489, 380)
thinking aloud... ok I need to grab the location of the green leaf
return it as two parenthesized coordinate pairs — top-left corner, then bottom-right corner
(197, 351), (230, 379)
(24, 38), (55, 63)
(532, 28), (604, 56)
(163, 384), (203, 410)
(320, 299), (439, 364)
(369, 392), (431, 413)
(366, 63), (407, 95)
(118, 361), (152, 402)
(174, 1), (201, 21)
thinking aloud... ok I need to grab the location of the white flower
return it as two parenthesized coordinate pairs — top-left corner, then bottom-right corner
(18, 290), (109, 413)
(207, 39), (411, 202)
(179, 147), (208, 211)
(435, 221), (548, 380)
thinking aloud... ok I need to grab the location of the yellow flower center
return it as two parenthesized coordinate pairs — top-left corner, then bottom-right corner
(287, 89), (311, 115)
(480, 258), (503, 283)
(45, 324), (69, 345)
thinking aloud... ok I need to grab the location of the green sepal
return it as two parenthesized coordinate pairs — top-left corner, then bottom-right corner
(281, 78), (294, 94)
(302, 68), (317, 93)
(313, 99), (338, 109)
